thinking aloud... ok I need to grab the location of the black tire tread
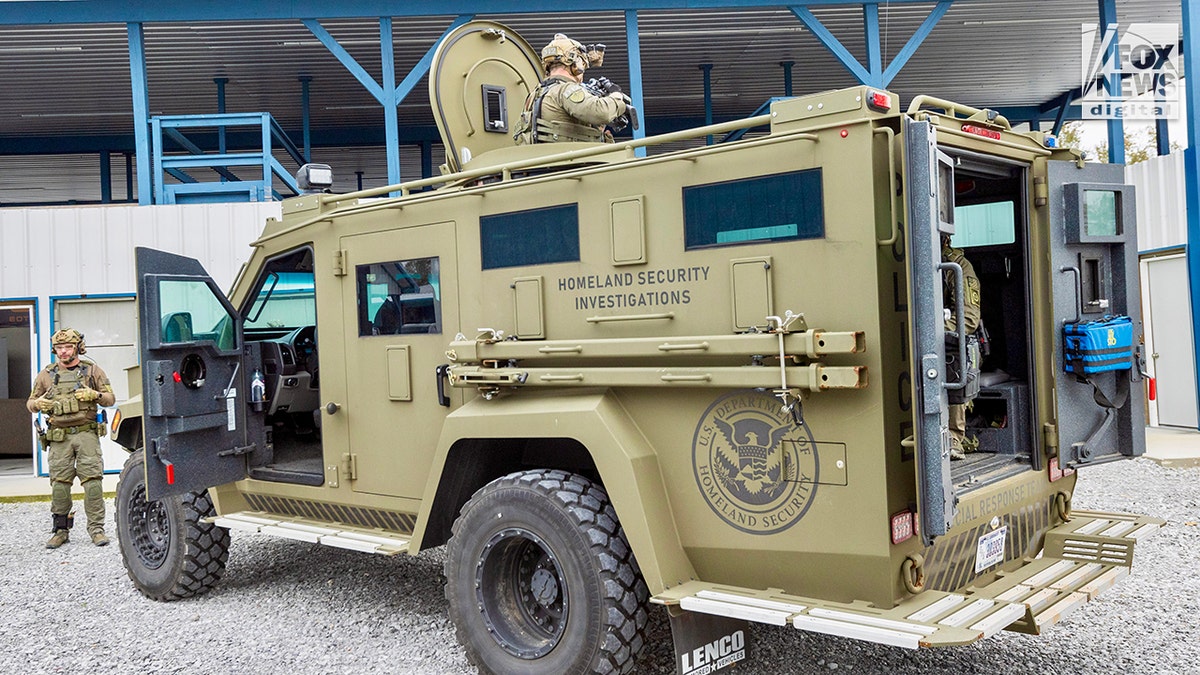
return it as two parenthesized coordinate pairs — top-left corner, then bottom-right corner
(446, 469), (650, 675)
(115, 450), (230, 602)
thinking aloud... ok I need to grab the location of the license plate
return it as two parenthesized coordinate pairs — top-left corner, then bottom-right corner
(975, 526), (1008, 572)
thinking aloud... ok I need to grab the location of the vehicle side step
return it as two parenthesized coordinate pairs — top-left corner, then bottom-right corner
(209, 511), (411, 555)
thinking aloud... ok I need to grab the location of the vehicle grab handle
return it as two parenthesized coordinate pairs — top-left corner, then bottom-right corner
(939, 260), (967, 391)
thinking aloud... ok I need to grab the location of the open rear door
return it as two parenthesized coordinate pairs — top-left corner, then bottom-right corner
(1046, 161), (1145, 466)
(903, 118), (956, 543)
(136, 247), (251, 500)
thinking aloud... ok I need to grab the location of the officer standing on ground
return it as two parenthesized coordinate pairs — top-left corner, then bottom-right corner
(27, 328), (115, 548)
(943, 236), (981, 460)
(514, 33), (630, 144)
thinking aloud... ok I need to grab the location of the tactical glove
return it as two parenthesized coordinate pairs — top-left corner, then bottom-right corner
(597, 76), (621, 96)
(36, 397), (56, 413)
(74, 387), (101, 402)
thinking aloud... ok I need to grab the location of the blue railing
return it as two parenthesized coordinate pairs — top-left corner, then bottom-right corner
(150, 113), (305, 204)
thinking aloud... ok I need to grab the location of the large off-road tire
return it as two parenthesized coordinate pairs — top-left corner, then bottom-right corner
(445, 469), (650, 675)
(115, 449), (230, 601)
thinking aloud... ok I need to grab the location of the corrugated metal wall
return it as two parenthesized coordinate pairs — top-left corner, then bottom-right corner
(0, 201), (279, 298)
(0, 201), (279, 474)
(1127, 152), (1186, 253)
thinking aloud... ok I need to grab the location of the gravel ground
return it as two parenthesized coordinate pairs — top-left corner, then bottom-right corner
(1, 458), (1196, 675)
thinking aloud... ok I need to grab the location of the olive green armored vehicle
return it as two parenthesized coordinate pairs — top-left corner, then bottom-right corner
(111, 20), (1162, 675)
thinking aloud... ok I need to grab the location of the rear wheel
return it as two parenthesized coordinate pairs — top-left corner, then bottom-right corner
(445, 469), (650, 675)
(115, 449), (230, 600)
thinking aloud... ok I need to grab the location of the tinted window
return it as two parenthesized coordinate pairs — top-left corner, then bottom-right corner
(480, 204), (580, 269)
(157, 279), (236, 351)
(683, 169), (824, 249)
(356, 257), (442, 336)
(951, 202), (1016, 248)
(242, 248), (317, 331)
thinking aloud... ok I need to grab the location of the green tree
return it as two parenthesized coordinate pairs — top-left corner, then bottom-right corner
(1057, 121), (1179, 164)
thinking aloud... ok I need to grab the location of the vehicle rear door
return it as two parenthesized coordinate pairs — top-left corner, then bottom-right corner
(1046, 161), (1145, 466)
(136, 247), (252, 500)
(903, 118), (957, 543)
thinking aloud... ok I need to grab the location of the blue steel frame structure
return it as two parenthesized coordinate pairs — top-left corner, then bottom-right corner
(2, 0), (1199, 426)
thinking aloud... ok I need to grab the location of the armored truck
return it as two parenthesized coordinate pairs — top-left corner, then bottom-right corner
(110, 20), (1162, 675)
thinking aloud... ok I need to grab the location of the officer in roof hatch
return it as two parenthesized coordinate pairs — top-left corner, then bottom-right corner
(27, 328), (116, 548)
(514, 33), (630, 144)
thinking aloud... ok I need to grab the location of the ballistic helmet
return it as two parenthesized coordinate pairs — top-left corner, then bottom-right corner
(541, 34), (604, 76)
(51, 328), (86, 354)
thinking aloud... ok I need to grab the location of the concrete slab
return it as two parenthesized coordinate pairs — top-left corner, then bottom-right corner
(1143, 425), (1200, 468)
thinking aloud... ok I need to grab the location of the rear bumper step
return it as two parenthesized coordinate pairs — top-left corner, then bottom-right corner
(209, 511), (411, 555)
(653, 509), (1162, 649)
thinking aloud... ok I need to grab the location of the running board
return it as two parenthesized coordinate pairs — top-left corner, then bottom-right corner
(653, 509), (1163, 649)
(209, 511), (411, 555)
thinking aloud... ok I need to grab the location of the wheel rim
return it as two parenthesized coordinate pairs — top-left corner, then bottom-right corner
(127, 480), (171, 570)
(476, 527), (568, 659)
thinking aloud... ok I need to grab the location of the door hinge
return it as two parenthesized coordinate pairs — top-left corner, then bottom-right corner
(341, 452), (358, 481)
(333, 249), (347, 277)
(1033, 176), (1048, 207)
(1042, 422), (1058, 454)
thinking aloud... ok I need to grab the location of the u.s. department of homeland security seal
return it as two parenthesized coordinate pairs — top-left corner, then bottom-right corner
(692, 391), (819, 535)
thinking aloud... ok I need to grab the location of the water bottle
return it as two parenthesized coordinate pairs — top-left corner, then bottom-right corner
(250, 368), (267, 412)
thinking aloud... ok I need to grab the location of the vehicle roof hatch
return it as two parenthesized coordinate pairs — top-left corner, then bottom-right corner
(429, 20), (541, 174)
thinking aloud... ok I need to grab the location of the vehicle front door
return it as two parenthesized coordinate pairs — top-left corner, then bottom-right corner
(1046, 161), (1145, 466)
(135, 247), (253, 500)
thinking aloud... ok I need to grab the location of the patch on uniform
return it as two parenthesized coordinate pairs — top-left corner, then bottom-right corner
(692, 391), (819, 535)
(565, 84), (587, 103)
(966, 277), (981, 307)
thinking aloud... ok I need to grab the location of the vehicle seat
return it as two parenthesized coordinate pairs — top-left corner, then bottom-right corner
(162, 312), (193, 343)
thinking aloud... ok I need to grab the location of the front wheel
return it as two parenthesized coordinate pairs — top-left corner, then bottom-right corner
(114, 449), (230, 601)
(445, 470), (650, 675)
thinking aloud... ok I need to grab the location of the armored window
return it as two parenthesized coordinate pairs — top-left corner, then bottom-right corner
(951, 201), (1016, 248)
(480, 204), (580, 269)
(156, 280), (237, 351)
(242, 248), (317, 332)
(683, 169), (824, 250)
(356, 257), (442, 337)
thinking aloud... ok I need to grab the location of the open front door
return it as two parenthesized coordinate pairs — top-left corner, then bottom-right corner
(1047, 161), (1145, 466)
(136, 247), (251, 500)
(904, 118), (956, 543)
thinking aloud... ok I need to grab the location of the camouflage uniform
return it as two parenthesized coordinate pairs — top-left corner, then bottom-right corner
(515, 75), (627, 144)
(943, 242), (981, 460)
(28, 345), (115, 547)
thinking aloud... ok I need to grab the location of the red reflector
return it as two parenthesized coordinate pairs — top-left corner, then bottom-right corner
(1147, 377), (1157, 401)
(165, 463), (175, 485)
(890, 511), (914, 544)
(172, 371), (182, 383)
(867, 90), (892, 111)
(961, 124), (1002, 140)
(839, 129), (849, 138)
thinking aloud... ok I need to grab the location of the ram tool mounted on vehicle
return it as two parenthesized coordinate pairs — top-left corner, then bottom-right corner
(110, 20), (1161, 675)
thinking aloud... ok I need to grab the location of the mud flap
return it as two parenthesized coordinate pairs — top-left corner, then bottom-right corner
(669, 608), (750, 675)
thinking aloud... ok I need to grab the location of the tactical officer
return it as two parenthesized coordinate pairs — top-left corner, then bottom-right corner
(943, 236), (981, 460)
(27, 328), (115, 548)
(514, 33), (629, 144)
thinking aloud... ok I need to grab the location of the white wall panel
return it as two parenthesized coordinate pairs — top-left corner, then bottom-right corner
(1127, 153), (1186, 253)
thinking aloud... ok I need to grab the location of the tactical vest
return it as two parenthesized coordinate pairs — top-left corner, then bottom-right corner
(513, 78), (609, 145)
(44, 363), (97, 428)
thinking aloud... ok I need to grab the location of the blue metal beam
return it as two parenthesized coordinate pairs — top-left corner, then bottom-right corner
(302, 19), (384, 102)
(380, 17), (401, 187)
(700, 64), (713, 146)
(214, 77), (228, 157)
(99, 151), (111, 203)
(780, 61), (794, 97)
(863, 3), (882, 80)
(626, 9), (647, 156)
(1098, 0), (1124, 164)
(1183, 0), (1200, 428)
(880, 1), (952, 87)
(126, 23), (151, 205)
(0, 1), (952, 25)
(299, 76), (312, 162)
(789, 5), (873, 85)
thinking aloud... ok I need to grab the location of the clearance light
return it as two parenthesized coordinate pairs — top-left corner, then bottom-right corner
(891, 510), (915, 544)
(867, 90), (892, 112)
(165, 462), (176, 485)
(1045, 136), (1058, 148)
(962, 124), (1002, 140)
(840, 129), (849, 138)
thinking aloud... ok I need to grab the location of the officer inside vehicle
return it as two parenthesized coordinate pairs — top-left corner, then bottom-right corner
(513, 33), (630, 144)
(943, 235), (982, 460)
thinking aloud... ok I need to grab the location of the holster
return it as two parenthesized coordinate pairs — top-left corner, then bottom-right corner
(52, 512), (75, 531)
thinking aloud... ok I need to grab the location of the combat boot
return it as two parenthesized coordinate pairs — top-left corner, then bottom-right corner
(46, 529), (70, 549)
(90, 532), (110, 546)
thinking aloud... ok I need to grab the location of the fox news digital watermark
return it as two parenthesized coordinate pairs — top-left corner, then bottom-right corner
(1080, 23), (1180, 120)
